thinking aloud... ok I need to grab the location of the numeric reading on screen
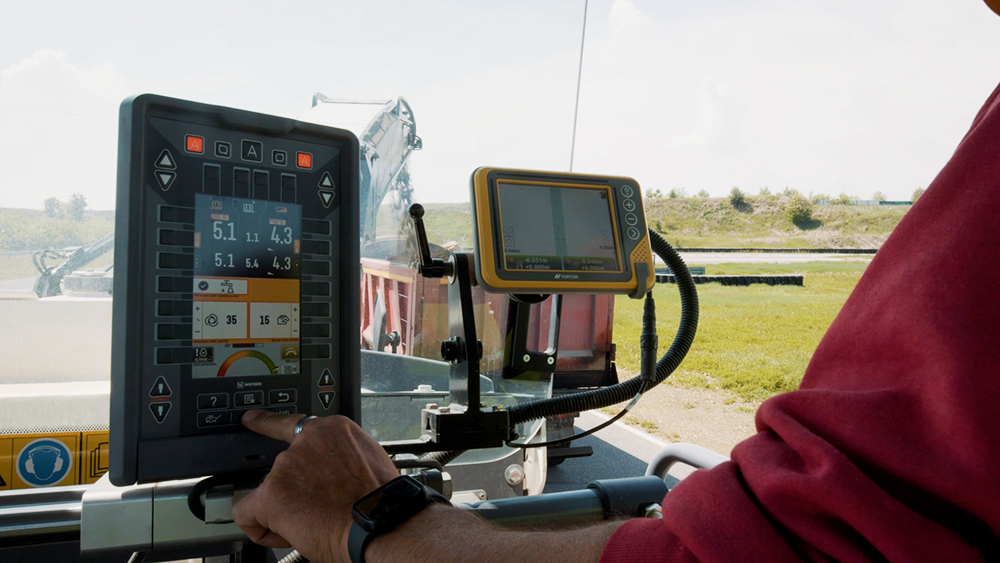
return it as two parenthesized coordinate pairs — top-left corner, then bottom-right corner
(496, 182), (621, 273)
(191, 194), (302, 379)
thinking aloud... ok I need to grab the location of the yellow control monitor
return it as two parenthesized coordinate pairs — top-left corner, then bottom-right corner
(471, 168), (655, 298)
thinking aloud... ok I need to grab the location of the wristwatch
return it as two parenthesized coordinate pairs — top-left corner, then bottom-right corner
(348, 475), (451, 563)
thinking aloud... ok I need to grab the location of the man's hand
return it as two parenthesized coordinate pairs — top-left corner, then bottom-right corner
(232, 410), (398, 563)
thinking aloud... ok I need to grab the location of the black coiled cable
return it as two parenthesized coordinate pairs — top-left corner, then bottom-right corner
(505, 228), (699, 427)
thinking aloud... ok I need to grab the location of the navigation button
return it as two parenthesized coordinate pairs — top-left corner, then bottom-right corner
(627, 227), (642, 240)
(185, 135), (204, 154)
(155, 171), (177, 191)
(319, 190), (335, 208)
(318, 391), (335, 410)
(269, 389), (297, 405)
(318, 171), (335, 189)
(234, 391), (265, 407)
(215, 141), (232, 159)
(296, 152), (312, 169)
(318, 368), (334, 387)
(242, 140), (263, 162)
(203, 164), (222, 195)
(625, 213), (638, 226)
(197, 393), (229, 410)
(197, 411), (230, 427)
(150, 401), (172, 423)
(149, 376), (172, 397)
(272, 150), (288, 166)
(155, 149), (176, 169)
(233, 167), (251, 198)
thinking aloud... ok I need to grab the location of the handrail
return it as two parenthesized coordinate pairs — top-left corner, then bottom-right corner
(645, 443), (729, 481)
(0, 486), (88, 547)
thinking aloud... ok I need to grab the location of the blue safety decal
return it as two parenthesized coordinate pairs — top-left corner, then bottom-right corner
(16, 438), (72, 487)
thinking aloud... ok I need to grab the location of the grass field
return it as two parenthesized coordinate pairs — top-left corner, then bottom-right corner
(613, 261), (870, 403)
(407, 198), (910, 251)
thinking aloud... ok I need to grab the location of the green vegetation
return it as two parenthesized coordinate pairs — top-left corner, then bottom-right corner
(783, 194), (815, 228)
(0, 208), (114, 252)
(406, 194), (910, 251)
(0, 254), (41, 280)
(613, 261), (870, 403)
(729, 187), (749, 212)
(643, 196), (908, 248)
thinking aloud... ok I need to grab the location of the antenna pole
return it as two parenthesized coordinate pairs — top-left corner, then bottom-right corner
(569, 0), (589, 172)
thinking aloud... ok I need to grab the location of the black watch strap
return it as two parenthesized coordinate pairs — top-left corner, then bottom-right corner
(348, 477), (450, 563)
(347, 521), (373, 563)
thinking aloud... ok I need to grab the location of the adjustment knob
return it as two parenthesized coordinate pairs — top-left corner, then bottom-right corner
(441, 338), (461, 363)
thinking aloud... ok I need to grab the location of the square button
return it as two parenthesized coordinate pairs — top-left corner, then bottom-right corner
(242, 140), (263, 162)
(296, 152), (312, 169)
(234, 391), (265, 407)
(186, 135), (204, 154)
(272, 150), (288, 166)
(197, 393), (230, 410)
(215, 141), (232, 158)
(268, 389), (297, 405)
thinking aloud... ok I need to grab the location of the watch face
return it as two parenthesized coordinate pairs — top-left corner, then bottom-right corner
(356, 476), (427, 524)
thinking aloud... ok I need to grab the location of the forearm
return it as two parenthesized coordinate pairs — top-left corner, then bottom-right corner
(365, 504), (621, 563)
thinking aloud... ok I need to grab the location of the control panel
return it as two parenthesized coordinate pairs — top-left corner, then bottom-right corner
(110, 94), (360, 485)
(470, 168), (654, 298)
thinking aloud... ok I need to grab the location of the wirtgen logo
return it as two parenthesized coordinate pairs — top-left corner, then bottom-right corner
(554, 274), (580, 280)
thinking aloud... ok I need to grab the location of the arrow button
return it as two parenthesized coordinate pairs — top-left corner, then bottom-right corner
(149, 376), (172, 397)
(319, 190), (335, 208)
(149, 401), (172, 423)
(156, 171), (177, 191)
(155, 149), (176, 169)
(318, 368), (335, 387)
(318, 391), (335, 410)
(319, 171), (335, 189)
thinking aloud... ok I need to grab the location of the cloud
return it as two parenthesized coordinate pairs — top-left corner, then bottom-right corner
(669, 81), (744, 151)
(609, 0), (654, 41)
(0, 50), (127, 210)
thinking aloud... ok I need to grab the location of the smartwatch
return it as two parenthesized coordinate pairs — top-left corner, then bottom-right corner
(348, 475), (451, 563)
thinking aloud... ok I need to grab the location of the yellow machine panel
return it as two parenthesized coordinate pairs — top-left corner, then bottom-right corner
(0, 430), (110, 489)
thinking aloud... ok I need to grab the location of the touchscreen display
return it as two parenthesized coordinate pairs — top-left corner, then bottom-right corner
(191, 194), (302, 378)
(496, 182), (620, 273)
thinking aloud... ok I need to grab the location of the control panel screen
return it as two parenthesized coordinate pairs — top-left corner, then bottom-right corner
(192, 193), (302, 379)
(496, 182), (621, 273)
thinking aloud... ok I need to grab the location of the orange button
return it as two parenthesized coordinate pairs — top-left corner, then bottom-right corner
(296, 152), (312, 169)
(186, 135), (204, 154)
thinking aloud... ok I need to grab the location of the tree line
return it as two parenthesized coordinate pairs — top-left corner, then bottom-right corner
(43, 194), (88, 221)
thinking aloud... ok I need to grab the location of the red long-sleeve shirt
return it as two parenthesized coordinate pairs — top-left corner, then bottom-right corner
(600, 83), (1000, 562)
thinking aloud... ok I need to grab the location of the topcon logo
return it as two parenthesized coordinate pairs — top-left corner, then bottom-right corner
(554, 274), (580, 280)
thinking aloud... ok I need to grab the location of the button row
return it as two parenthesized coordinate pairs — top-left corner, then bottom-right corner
(152, 148), (333, 211)
(182, 136), (313, 169)
(619, 184), (643, 240)
(198, 406), (298, 428)
(197, 389), (297, 410)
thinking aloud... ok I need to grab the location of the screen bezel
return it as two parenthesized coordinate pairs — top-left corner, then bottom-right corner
(471, 167), (654, 296)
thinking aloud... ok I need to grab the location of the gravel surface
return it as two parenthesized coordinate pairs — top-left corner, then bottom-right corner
(612, 383), (762, 457)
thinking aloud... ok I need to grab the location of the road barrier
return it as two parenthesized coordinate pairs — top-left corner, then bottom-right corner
(656, 274), (803, 287)
(673, 248), (876, 254)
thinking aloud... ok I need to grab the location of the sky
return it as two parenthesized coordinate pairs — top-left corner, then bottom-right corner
(2, 0), (1000, 210)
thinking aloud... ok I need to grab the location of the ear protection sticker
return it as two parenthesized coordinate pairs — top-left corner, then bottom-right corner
(16, 438), (72, 487)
